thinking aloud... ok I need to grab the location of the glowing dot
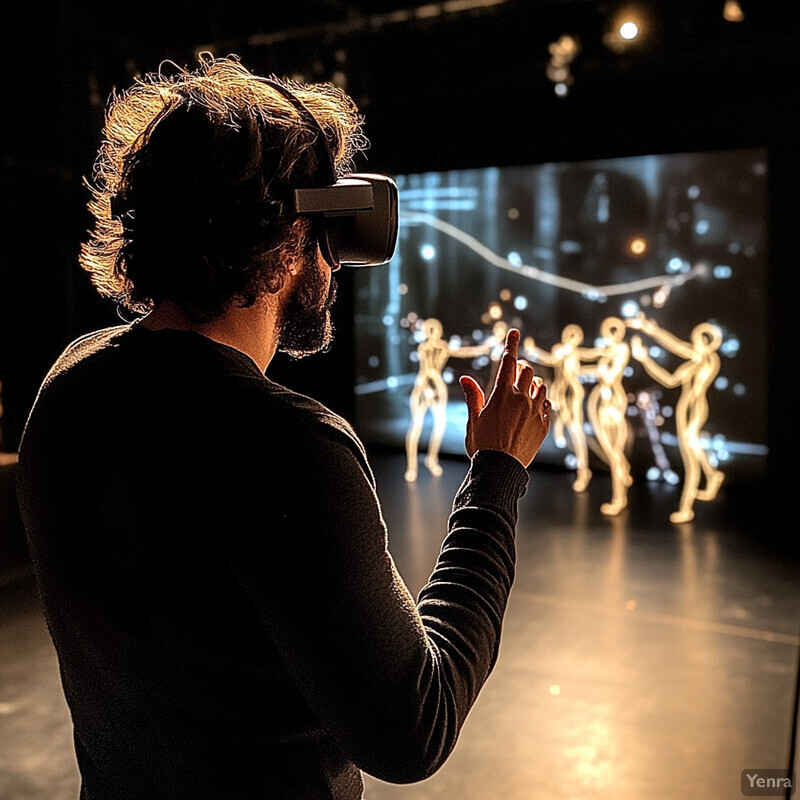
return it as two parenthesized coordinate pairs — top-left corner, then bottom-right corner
(664, 470), (680, 485)
(382, 314), (394, 327)
(733, 383), (746, 396)
(507, 251), (522, 266)
(549, 684), (561, 696)
(443, 369), (454, 384)
(554, 82), (569, 97)
(499, 289), (512, 301)
(667, 257), (683, 272)
(489, 303), (503, 320)
(728, 242), (741, 254)
(619, 21), (639, 40)
(715, 376), (729, 390)
(448, 336), (462, 349)
(714, 265), (732, 279)
(621, 300), (639, 318)
(472, 329), (484, 341)
(386, 376), (399, 389)
(514, 295), (528, 311)
(420, 244), (436, 260)
(407, 312), (418, 323)
(556, 35), (579, 56)
(508, 207), (520, 220)
(409, 351), (419, 362)
(687, 185), (700, 199)
(723, 0), (744, 22)
(695, 220), (710, 235)
(629, 237), (647, 255)
(646, 467), (661, 481)
(368, 356), (380, 368)
(398, 283), (409, 295)
(721, 338), (740, 356)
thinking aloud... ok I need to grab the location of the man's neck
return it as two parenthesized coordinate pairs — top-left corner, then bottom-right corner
(139, 298), (280, 373)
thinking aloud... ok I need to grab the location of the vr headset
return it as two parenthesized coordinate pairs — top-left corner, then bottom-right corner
(265, 78), (399, 269)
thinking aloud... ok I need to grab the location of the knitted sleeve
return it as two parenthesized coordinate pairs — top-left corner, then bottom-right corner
(220, 411), (528, 784)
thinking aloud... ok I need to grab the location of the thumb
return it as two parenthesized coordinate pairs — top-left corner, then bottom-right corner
(459, 375), (485, 419)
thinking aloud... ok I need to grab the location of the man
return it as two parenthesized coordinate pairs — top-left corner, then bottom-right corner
(17, 55), (550, 799)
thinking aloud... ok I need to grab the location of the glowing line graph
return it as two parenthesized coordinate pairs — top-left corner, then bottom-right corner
(402, 211), (707, 298)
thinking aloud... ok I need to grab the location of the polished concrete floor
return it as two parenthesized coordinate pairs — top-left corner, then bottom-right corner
(1, 452), (799, 799)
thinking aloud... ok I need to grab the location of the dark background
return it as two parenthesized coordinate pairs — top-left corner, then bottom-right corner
(1, 0), (797, 514)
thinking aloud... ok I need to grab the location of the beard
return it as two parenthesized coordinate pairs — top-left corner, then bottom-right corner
(277, 256), (337, 360)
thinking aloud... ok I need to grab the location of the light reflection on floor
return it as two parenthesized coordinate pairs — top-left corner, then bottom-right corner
(365, 452), (799, 800)
(0, 452), (797, 799)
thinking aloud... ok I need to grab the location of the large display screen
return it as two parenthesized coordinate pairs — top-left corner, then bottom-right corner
(354, 149), (768, 485)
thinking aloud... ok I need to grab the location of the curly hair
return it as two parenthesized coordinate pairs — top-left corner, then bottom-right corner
(80, 54), (367, 321)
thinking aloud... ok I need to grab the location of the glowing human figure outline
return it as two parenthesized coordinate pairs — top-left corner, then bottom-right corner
(405, 318), (498, 482)
(585, 317), (634, 516)
(629, 315), (725, 523)
(524, 324), (602, 492)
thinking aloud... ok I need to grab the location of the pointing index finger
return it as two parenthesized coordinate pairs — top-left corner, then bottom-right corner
(506, 327), (519, 357)
(495, 328), (521, 386)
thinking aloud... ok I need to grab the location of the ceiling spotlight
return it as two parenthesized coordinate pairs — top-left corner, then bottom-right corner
(604, 6), (647, 52)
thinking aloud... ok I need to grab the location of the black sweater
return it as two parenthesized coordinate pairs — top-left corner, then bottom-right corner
(17, 324), (529, 799)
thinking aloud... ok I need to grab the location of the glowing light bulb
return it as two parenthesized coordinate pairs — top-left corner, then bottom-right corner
(619, 21), (639, 40)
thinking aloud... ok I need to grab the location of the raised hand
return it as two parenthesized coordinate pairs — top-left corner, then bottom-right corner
(630, 335), (648, 362)
(459, 328), (550, 468)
